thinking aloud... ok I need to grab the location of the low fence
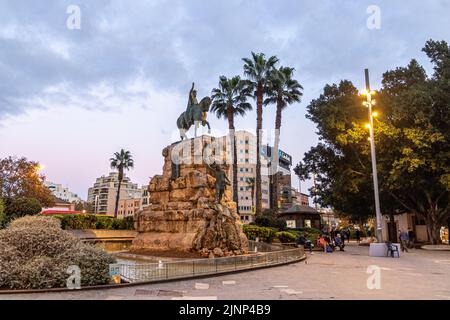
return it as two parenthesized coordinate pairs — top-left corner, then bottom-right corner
(114, 241), (305, 283)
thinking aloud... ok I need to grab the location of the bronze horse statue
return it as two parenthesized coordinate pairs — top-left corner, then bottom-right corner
(176, 83), (212, 140)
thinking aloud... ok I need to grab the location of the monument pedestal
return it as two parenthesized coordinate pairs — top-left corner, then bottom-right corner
(131, 136), (249, 258)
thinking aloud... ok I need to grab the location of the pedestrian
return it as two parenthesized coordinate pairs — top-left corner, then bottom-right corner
(346, 229), (351, 243)
(399, 230), (409, 252)
(330, 228), (336, 239)
(408, 228), (415, 248)
(334, 234), (345, 251)
(355, 229), (361, 244)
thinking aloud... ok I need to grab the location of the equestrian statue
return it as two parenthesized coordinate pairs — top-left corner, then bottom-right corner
(176, 83), (211, 140)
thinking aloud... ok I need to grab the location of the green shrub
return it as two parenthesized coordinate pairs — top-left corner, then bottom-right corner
(275, 231), (297, 243)
(293, 227), (323, 234)
(54, 214), (134, 230)
(243, 225), (277, 242)
(0, 216), (115, 289)
(255, 213), (287, 230)
(289, 227), (322, 242)
(4, 197), (42, 222)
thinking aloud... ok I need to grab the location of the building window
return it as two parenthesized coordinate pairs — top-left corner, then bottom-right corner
(286, 220), (296, 228)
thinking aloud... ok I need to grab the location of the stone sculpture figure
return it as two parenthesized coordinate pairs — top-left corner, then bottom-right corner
(206, 163), (231, 203)
(176, 83), (212, 140)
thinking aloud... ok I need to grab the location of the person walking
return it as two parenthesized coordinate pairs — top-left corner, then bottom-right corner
(355, 229), (361, 244)
(408, 228), (415, 248)
(399, 230), (409, 252)
(346, 229), (351, 244)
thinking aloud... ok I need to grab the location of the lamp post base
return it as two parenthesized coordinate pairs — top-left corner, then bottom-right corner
(369, 243), (401, 257)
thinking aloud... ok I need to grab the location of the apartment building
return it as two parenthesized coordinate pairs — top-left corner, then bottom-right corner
(117, 185), (151, 219)
(227, 131), (270, 224)
(87, 172), (142, 215)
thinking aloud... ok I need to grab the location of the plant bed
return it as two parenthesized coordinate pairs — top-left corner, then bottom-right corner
(0, 216), (115, 290)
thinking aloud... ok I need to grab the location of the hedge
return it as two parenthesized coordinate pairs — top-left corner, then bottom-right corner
(52, 214), (134, 230)
(243, 225), (277, 242)
(275, 231), (297, 243)
(243, 225), (298, 243)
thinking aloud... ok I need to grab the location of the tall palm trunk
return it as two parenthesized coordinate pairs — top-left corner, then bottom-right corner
(255, 83), (263, 215)
(227, 105), (239, 212)
(114, 169), (123, 218)
(271, 97), (283, 212)
(251, 185), (255, 208)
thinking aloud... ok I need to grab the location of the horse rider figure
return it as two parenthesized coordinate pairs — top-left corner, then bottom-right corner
(176, 83), (212, 140)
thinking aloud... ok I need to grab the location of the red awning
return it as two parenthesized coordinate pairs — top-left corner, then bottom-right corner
(40, 210), (82, 215)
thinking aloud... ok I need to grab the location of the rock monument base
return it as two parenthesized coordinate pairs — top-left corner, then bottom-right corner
(131, 136), (249, 258)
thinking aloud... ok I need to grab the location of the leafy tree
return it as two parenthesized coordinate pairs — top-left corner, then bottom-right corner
(4, 197), (42, 222)
(0, 157), (54, 207)
(297, 40), (450, 244)
(74, 201), (94, 213)
(255, 209), (287, 230)
(110, 149), (134, 218)
(265, 66), (303, 210)
(243, 52), (279, 215)
(211, 75), (252, 211)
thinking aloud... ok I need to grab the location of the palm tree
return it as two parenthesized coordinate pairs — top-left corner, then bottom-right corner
(264, 67), (303, 210)
(242, 52), (279, 215)
(211, 76), (252, 211)
(110, 149), (134, 218)
(246, 177), (256, 211)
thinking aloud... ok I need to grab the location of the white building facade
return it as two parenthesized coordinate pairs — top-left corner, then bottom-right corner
(44, 181), (83, 203)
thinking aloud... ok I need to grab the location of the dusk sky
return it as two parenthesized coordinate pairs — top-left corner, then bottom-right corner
(0, 0), (449, 200)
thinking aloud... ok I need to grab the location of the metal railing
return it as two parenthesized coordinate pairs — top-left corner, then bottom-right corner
(117, 241), (305, 283)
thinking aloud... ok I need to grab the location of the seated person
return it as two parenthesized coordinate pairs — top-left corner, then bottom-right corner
(334, 234), (345, 251)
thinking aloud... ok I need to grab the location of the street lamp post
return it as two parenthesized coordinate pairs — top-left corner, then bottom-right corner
(362, 69), (384, 243)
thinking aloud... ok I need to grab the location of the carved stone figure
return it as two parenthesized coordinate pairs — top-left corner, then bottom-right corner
(206, 163), (231, 203)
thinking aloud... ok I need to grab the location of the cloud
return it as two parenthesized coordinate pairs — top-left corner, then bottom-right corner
(0, 0), (449, 197)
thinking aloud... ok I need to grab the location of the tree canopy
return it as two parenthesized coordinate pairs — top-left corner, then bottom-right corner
(0, 157), (54, 207)
(297, 40), (450, 243)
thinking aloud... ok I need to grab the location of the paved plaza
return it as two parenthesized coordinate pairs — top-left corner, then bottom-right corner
(2, 243), (450, 300)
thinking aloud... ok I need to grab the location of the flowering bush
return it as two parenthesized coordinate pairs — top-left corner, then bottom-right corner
(0, 216), (115, 290)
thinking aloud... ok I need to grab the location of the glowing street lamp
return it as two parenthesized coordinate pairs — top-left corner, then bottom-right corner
(34, 164), (45, 173)
(361, 69), (384, 243)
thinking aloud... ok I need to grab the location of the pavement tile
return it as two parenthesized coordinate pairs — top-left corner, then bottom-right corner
(195, 283), (210, 290)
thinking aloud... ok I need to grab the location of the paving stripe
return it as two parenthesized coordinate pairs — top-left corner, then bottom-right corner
(195, 283), (210, 290)
(280, 289), (303, 295)
(222, 281), (236, 285)
(172, 296), (218, 300)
